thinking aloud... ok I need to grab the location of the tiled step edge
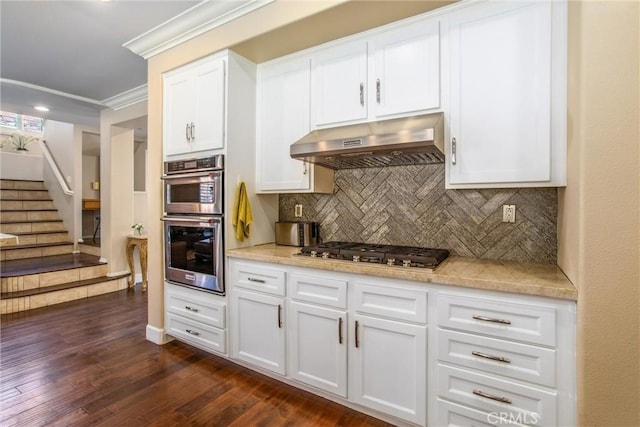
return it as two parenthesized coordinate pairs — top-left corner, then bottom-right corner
(1, 273), (130, 299)
(1, 274), (130, 315)
(0, 241), (73, 250)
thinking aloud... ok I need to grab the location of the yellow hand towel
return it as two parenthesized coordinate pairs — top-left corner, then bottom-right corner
(232, 182), (253, 241)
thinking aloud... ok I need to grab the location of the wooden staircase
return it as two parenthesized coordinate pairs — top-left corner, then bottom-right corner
(0, 179), (128, 315)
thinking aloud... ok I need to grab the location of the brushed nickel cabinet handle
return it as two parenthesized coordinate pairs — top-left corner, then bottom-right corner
(185, 329), (200, 336)
(472, 389), (512, 404)
(354, 320), (360, 348)
(303, 162), (308, 175)
(190, 122), (195, 140)
(376, 79), (381, 103)
(184, 306), (199, 312)
(451, 138), (457, 165)
(338, 317), (343, 344)
(472, 351), (511, 364)
(186, 123), (191, 141)
(247, 277), (266, 283)
(359, 83), (364, 106)
(277, 304), (282, 328)
(472, 315), (512, 325)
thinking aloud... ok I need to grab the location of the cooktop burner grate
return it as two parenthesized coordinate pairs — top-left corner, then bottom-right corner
(299, 241), (449, 269)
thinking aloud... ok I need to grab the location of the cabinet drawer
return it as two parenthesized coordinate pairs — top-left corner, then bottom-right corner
(166, 313), (227, 354)
(290, 273), (347, 308)
(233, 261), (286, 296)
(437, 293), (556, 346)
(166, 285), (226, 328)
(438, 364), (556, 426)
(438, 329), (556, 388)
(352, 281), (427, 323)
(437, 399), (529, 427)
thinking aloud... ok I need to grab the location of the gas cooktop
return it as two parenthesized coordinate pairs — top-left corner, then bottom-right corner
(298, 241), (449, 270)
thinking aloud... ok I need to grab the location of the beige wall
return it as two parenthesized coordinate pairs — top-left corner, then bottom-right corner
(144, 0), (640, 424)
(99, 102), (147, 274)
(558, 1), (640, 426)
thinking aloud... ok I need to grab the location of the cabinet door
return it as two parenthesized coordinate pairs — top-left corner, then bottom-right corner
(256, 58), (312, 192)
(163, 71), (195, 156)
(311, 41), (368, 126)
(288, 301), (347, 397)
(191, 58), (226, 153)
(349, 314), (427, 425)
(373, 19), (440, 118)
(447, 1), (553, 185)
(231, 289), (286, 375)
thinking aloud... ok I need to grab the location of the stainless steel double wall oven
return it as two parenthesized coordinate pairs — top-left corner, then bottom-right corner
(162, 155), (225, 294)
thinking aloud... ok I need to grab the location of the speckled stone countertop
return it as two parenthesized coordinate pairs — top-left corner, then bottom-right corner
(227, 244), (577, 300)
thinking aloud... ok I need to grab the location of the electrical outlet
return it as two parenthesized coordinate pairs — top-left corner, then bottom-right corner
(502, 205), (516, 223)
(294, 204), (303, 218)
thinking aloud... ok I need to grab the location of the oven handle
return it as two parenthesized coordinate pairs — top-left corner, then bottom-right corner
(161, 171), (220, 180)
(161, 216), (220, 224)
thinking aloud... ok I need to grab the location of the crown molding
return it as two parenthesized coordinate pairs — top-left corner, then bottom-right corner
(123, 0), (274, 60)
(0, 78), (104, 106)
(102, 84), (148, 110)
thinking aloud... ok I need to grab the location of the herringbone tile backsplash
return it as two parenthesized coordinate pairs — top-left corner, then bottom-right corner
(279, 164), (557, 264)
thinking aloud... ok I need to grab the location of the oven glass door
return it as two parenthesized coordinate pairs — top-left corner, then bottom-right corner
(164, 216), (223, 294)
(164, 171), (223, 215)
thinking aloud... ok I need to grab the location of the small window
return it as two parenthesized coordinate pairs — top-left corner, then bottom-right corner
(0, 111), (18, 129)
(22, 115), (44, 133)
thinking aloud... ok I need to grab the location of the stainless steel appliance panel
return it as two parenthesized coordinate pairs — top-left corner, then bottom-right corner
(163, 216), (224, 294)
(163, 170), (223, 215)
(275, 222), (319, 247)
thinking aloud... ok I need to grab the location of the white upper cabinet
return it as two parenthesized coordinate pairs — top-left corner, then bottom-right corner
(310, 18), (441, 128)
(371, 19), (440, 118)
(311, 41), (369, 127)
(256, 57), (333, 194)
(445, 1), (567, 188)
(163, 56), (226, 156)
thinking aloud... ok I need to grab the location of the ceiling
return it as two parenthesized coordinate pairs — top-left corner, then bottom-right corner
(0, 0), (199, 129)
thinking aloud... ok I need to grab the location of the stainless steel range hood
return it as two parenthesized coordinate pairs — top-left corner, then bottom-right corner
(290, 113), (444, 169)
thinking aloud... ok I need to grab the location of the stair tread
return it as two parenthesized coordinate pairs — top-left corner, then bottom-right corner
(0, 273), (129, 299)
(0, 219), (63, 224)
(1, 209), (57, 212)
(1, 241), (73, 250)
(9, 231), (69, 236)
(0, 253), (105, 277)
(0, 198), (53, 201)
(0, 179), (44, 183)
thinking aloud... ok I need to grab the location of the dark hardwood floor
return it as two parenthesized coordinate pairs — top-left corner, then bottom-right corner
(0, 287), (394, 427)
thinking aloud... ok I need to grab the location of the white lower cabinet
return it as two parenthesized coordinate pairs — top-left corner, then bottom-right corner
(226, 258), (576, 427)
(288, 301), (348, 397)
(164, 282), (227, 354)
(229, 260), (287, 375)
(349, 314), (427, 425)
(231, 288), (286, 375)
(432, 290), (576, 427)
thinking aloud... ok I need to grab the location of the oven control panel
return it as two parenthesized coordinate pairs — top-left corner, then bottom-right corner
(165, 155), (224, 174)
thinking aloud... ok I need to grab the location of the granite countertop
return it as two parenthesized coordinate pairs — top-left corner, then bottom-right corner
(227, 243), (577, 300)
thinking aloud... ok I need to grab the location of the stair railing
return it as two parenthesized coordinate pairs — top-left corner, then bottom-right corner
(40, 140), (73, 196)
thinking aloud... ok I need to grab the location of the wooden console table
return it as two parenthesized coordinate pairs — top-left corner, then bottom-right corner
(126, 235), (148, 292)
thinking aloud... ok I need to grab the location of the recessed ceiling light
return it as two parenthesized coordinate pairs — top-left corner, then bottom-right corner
(34, 105), (50, 112)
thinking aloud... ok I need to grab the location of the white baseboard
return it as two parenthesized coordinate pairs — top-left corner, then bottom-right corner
(108, 270), (129, 277)
(146, 324), (173, 345)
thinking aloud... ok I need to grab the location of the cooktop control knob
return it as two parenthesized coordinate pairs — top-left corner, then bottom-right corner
(353, 255), (361, 262)
(387, 258), (396, 266)
(322, 252), (330, 259)
(310, 250), (318, 258)
(402, 259), (411, 268)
